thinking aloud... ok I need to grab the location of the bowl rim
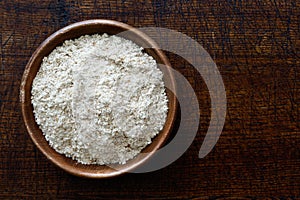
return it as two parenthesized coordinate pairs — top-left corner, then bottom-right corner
(20, 19), (177, 178)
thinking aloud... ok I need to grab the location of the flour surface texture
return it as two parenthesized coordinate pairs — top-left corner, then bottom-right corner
(31, 34), (168, 165)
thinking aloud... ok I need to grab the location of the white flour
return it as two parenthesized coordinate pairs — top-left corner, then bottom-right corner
(31, 34), (168, 165)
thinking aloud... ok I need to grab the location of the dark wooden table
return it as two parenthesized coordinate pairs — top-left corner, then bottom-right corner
(1, 0), (299, 199)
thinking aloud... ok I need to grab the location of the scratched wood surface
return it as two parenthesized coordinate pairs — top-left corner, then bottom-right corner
(0, 0), (299, 199)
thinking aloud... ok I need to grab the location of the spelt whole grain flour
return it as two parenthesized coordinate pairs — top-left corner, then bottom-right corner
(31, 34), (168, 165)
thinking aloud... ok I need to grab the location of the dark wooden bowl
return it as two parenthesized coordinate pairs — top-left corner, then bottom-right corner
(20, 19), (177, 178)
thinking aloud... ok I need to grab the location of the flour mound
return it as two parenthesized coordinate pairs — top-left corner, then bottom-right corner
(31, 34), (168, 165)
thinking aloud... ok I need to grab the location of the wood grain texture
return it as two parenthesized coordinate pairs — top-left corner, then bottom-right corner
(0, 0), (299, 199)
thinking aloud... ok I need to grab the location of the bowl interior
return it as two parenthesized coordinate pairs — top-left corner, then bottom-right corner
(20, 20), (177, 178)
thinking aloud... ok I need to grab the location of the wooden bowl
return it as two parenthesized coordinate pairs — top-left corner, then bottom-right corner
(20, 19), (177, 178)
